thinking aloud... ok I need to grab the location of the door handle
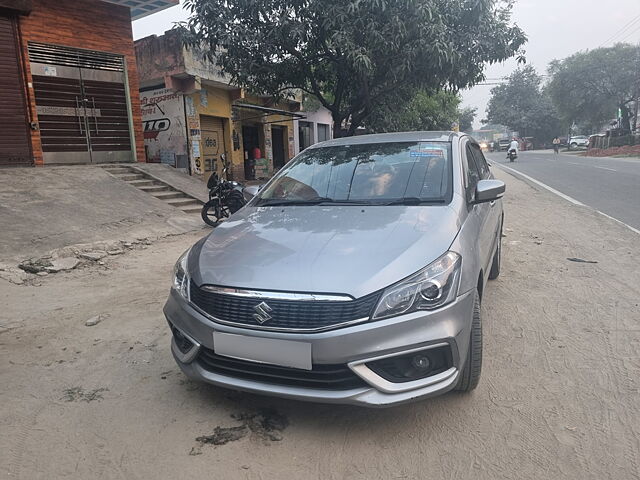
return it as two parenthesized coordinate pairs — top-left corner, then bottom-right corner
(92, 97), (99, 135)
(489, 200), (496, 207)
(75, 96), (83, 135)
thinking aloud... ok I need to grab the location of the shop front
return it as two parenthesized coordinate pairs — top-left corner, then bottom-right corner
(232, 103), (302, 181)
(0, 0), (176, 167)
(184, 84), (235, 183)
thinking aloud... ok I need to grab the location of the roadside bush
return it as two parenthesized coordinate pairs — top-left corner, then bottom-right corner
(585, 144), (640, 157)
(609, 135), (637, 147)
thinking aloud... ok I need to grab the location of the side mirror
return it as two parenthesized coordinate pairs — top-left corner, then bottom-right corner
(474, 179), (505, 204)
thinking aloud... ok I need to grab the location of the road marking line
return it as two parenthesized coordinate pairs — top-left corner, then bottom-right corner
(491, 163), (584, 206)
(491, 162), (640, 236)
(595, 211), (640, 235)
(594, 166), (617, 172)
(568, 162), (581, 166)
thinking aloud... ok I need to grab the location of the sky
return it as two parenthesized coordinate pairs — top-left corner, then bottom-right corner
(133, 0), (640, 128)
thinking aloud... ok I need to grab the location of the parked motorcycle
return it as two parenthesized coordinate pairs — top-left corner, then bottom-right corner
(508, 149), (517, 162)
(200, 164), (261, 227)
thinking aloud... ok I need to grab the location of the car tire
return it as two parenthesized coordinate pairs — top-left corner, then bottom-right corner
(455, 291), (482, 392)
(570, 142), (577, 148)
(488, 222), (502, 280)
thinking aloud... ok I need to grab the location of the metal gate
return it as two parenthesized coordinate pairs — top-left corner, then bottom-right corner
(28, 42), (134, 164)
(0, 14), (32, 167)
(200, 115), (227, 177)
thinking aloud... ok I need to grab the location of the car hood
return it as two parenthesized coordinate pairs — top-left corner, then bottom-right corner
(190, 205), (461, 298)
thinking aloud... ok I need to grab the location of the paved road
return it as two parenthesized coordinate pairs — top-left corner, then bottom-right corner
(486, 150), (640, 231)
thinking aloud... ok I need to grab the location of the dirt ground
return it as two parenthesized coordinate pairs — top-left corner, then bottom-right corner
(1, 169), (639, 480)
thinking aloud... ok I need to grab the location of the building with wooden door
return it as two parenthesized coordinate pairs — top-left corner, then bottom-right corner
(0, 0), (177, 167)
(135, 30), (305, 182)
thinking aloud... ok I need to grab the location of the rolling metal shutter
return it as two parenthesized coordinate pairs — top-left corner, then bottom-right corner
(28, 42), (133, 164)
(0, 15), (32, 167)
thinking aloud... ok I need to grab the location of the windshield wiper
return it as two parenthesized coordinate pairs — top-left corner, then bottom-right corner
(383, 197), (446, 206)
(256, 196), (335, 207)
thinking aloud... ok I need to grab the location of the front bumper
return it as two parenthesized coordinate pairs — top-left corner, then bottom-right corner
(164, 288), (475, 407)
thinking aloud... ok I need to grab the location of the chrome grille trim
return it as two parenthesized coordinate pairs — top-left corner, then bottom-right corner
(200, 285), (353, 302)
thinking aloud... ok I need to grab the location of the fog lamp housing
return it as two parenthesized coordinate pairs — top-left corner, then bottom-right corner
(365, 346), (453, 383)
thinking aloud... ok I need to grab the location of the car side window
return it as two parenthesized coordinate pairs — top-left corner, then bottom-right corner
(464, 144), (481, 202)
(471, 145), (490, 179)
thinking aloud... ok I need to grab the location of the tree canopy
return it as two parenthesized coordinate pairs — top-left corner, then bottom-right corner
(486, 65), (563, 142)
(458, 106), (477, 133)
(547, 43), (640, 133)
(180, 0), (526, 136)
(365, 90), (461, 133)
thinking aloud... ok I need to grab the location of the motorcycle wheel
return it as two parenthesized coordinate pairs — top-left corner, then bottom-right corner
(201, 198), (229, 227)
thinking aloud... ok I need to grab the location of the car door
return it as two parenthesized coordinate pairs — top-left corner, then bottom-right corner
(461, 141), (491, 275)
(468, 143), (501, 272)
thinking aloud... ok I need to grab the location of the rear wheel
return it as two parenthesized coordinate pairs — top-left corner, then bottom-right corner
(455, 291), (482, 392)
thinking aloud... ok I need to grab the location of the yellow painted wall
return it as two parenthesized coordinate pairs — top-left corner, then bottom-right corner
(186, 85), (235, 181)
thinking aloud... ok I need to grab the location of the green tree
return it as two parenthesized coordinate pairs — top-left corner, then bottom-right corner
(458, 106), (477, 132)
(547, 44), (640, 133)
(180, 0), (526, 137)
(366, 90), (461, 133)
(486, 65), (563, 142)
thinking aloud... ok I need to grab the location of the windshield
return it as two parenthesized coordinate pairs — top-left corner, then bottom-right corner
(254, 141), (452, 206)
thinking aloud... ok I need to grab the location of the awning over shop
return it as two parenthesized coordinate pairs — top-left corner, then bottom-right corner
(101, 0), (179, 20)
(233, 103), (306, 125)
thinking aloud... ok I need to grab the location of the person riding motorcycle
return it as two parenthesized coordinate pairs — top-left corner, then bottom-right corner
(507, 138), (519, 159)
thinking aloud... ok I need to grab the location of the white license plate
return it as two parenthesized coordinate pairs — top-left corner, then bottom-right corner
(213, 332), (312, 370)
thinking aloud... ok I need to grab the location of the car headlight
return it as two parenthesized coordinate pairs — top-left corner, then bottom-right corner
(172, 248), (191, 300)
(372, 252), (462, 320)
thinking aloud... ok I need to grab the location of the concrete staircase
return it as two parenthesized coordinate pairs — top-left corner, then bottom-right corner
(101, 165), (203, 215)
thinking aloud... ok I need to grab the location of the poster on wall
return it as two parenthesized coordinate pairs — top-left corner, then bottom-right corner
(140, 88), (187, 168)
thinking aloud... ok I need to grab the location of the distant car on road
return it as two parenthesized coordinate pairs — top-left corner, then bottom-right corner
(165, 131), (505, 407)
(569, 136), (589, 149)
(498, 139), (510, 151)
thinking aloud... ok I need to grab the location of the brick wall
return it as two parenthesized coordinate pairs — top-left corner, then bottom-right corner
(19, 0), (145, 165)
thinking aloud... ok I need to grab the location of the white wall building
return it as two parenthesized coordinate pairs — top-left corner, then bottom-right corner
(294, 106), (334, 154)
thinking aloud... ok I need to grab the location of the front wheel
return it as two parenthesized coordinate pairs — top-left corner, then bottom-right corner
(201, 199), (228, 227)
(455, 291), (482, 392)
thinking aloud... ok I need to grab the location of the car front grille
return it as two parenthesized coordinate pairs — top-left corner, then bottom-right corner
(189, 283), (380, 331)
(197, 347), (368, 390)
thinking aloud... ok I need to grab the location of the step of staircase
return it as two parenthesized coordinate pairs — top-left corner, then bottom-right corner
(166, 198), (201, 208)
(128, 179), (156, 187)
(116, 173), (145, 181)
(104, 167), (133, 175)
(152, 191), (187, 200)
(181, 206), (203, 214)
(138, 185), (169, 193)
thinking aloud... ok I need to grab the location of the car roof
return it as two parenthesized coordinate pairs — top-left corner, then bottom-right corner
(312, 131), (463, 148)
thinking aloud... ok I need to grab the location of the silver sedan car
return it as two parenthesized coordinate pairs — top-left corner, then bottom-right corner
(164, 131), (505, 407)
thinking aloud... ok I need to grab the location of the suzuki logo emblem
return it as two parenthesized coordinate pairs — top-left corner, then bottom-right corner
(253, 301), (273, 324)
